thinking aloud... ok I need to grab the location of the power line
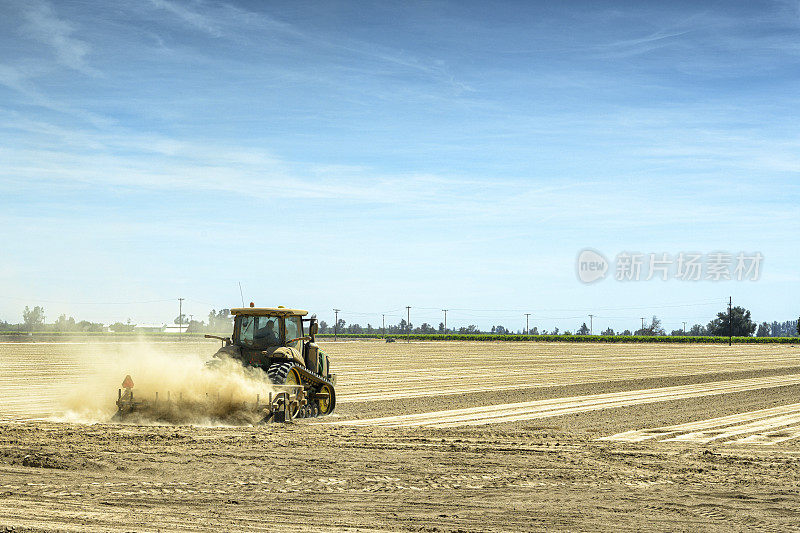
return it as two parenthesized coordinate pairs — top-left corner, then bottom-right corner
(333, 309), (340, 342)
(178, 298), (184, 342)
(406, 306), (411, 343)
(430, 299), (722, 313)
(0, 295), (175, 305)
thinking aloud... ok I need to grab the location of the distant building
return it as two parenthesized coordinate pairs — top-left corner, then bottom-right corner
(133, 324), (165, 333)
(163, 324), (189, 334)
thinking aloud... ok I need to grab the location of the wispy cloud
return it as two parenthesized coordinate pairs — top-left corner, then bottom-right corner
(143, 0), (470, 94)
(21, 0), (97, 75)
(0, 65), (111, 126)
(148, 0), (224, 37)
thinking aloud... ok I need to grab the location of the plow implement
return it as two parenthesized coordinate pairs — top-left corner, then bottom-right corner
(114, 375), (322, 424)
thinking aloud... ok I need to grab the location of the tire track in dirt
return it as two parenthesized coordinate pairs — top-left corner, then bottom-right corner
(600, 403), (800, 443)
(333, 374), (800, 428)
(602, 402), (800, 445)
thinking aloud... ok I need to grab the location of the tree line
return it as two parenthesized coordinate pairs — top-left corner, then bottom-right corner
(2, 305), (798, 338)
(0, 306), (234, 334)
(320, 307), (800, 338)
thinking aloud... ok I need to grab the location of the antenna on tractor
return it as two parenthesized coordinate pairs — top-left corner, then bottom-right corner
(238, 282), (245, 307)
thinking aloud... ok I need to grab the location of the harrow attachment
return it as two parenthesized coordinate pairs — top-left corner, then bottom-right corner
(113, 375), (318, 424)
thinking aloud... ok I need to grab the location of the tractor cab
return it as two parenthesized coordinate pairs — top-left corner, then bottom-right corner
(232, 306), (309, 351)
(220, 305), (327, 377)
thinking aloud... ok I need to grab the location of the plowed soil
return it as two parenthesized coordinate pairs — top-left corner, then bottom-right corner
(2, 339), (800, 531)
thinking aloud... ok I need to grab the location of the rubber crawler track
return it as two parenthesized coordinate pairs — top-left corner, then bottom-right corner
(267, 361), (336, 417)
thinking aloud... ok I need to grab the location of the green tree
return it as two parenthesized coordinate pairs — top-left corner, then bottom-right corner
(688, 324), (707, 336)
(207, 309), (233, 333)
(707, 306), (756, 337)
(417, 323), (436, 334)
(22, 306), (45, 331)
(186, 320), (205, 333)
(55, 314), (77, 332)
(636, 316), (665, 336)
(756, 322), (771, 337)
(797, 317), (800, 336)
(110, 321), (136, 333)
(76, 320), (103, 332)
(577, 322), (590, 335)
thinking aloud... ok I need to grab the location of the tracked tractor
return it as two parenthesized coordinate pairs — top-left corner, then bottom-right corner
(114, 305), (336, 423)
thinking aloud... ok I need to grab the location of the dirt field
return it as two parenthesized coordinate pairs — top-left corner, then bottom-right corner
(2, 340), (800, 531)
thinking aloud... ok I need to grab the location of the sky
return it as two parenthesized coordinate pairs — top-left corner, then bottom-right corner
(1, 0), (799, 333)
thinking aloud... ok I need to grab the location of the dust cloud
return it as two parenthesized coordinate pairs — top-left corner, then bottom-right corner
(61, 342), (276, 425)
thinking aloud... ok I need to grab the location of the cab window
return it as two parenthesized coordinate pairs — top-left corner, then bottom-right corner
(285, 316), (301, 347)
(254, 317), (282, 346)
(239, 316), (256, 345)
(239, 316), (282, 347)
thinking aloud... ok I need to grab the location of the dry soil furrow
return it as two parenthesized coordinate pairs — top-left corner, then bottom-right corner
(601, 402), (800, 442)
(731, 425), (800, 445)
(336, 374), (800, 428)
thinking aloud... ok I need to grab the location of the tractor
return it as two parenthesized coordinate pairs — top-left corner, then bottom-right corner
(115, 304), (335, 423)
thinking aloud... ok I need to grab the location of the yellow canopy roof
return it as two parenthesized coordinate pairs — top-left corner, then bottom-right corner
(230, 307), (308, 317)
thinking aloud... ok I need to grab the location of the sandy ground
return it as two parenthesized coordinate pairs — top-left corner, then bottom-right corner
(2, 340), (800, 531)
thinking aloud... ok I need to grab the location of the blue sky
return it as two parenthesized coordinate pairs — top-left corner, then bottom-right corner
(1, 0), (798, 333)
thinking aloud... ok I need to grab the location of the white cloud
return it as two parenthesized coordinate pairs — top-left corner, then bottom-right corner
(148, 0), (224, 37)
(0, 66), (111, 126)
(21, 0), (97, 75)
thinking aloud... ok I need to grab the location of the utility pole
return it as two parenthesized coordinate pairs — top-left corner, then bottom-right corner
(333, 309), (340, 342)
(683, 321), (687, 335)
(382, 314), (385, 339)
(588, 314), (593, 336)
(524, 313), (531, 335)
(729, 296), (733, 347)
(178, 297), (184, 341)
(640, 317), (645, 335)
(189, 314), (193, 333)
(406, 306), (411, 343)
(442, 309), (448, 334)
